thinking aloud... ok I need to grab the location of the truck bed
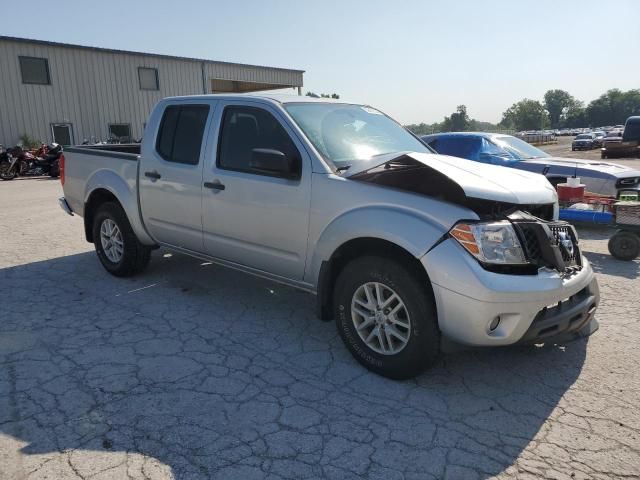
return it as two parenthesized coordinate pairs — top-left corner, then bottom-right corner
(63, 144), (141, 219)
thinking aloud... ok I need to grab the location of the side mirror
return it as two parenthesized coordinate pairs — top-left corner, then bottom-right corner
(250, 148), (300, 179)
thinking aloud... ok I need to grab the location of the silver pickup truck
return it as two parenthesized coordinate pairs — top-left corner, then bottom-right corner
(59, 94), (599, 379)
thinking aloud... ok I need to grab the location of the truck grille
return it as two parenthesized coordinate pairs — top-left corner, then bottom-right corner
(548, 224), (580, 266)
(515, 220), (581, 272)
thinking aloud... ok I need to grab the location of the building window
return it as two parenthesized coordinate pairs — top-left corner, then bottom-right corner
(138, 67), (159, 90)
(19, 56), (51, 85)
(108, 124), (132, 143)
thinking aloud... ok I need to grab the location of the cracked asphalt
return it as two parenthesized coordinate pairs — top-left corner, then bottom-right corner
(1, 179), (639, 480)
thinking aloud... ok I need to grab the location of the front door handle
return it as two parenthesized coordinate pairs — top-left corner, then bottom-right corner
(145, 171), (162, 180)
(204, 181), (225, 191)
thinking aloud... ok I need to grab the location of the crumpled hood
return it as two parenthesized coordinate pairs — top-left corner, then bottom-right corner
(523, 157), (640, 179)
(346, 152), (557, 204)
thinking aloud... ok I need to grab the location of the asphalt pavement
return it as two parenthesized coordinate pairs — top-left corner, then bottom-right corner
(1, 179), (639, 480)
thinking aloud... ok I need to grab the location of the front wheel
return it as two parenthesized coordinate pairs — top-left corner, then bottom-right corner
(0, 162), (16, 180)
(92, 202), (151, 276)
(333, 256), (440, 379)
(608, 231), (640, 261)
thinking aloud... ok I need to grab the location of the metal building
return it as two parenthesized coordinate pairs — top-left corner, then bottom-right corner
(0, 36), (304, 146)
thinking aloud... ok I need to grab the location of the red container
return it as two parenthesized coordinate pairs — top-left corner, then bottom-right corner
(557, 183), (585, 203)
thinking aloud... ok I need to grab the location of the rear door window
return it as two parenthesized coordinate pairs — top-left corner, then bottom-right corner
(156, 105), (210, 165)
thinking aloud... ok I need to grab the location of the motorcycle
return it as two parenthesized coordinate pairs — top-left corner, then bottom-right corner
(0, 143), (63, 181)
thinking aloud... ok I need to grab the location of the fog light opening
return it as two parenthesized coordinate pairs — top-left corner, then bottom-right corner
(489, 316), (501, 332)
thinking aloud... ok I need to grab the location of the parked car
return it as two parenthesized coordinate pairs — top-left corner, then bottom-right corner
(421, 132), (640, 197)
(592, 131), (606, 147)
(601, 116), (640, 159)
(59, 95), (600, 379)
(572, 133), (596, 151)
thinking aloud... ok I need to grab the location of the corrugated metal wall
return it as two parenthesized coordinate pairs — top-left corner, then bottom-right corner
(0, 38), (303, 146)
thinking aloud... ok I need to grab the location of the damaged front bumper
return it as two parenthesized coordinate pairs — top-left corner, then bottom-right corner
(421, 238), (599, 347)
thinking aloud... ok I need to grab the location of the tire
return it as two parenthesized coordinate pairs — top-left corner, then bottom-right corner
(0, 162), (16, 180)
(608, 231), (640, 261)
(92, 201), (151, 276)
(333, 256), (439, 379)
(49, 163), (59, 178)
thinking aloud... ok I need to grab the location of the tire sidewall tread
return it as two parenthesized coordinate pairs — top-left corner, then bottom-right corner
(334, 255), (439, 380)
(92, 202), (150, 277)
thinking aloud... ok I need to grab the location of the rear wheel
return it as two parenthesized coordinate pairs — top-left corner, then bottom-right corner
(608, 231), (640, 261)
(0, 162), (16, 180)
(333, 256), (439, 379)
(92, 202), (151, 276)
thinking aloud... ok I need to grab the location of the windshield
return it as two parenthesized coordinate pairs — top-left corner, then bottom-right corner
(576, 134), (592, 140)
(284, 103), (431, 170)
(492, 135), (550, 160)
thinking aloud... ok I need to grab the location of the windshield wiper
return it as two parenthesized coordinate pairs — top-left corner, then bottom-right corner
(335, 165), (351, 173)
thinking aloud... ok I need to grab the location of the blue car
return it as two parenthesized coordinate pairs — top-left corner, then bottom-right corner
(421, 132), (640, 198)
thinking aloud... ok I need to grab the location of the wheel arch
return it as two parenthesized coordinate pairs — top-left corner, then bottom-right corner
(316, 237), (436, 321)
(83, 169), (155, 245)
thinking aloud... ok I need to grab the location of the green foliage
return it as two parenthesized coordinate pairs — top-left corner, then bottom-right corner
(544, 89), (580, 128)
(19, 133), (42, 149)
(405, 88), (640, 137)
(499, 99), (549, 131)
(405, 105), (500, 135)
(584, 89), (640, 127)
(442, 105), (470, 132)
(306, 91), (340, 99)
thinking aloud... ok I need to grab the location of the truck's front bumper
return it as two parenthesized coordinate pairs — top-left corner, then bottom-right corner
(422, 238), (599, 346)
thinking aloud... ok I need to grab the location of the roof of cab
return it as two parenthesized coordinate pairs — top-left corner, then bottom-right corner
(161, 93), (349, 105)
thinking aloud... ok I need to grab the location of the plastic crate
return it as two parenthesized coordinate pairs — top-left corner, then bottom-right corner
(615, 202), (640, 226)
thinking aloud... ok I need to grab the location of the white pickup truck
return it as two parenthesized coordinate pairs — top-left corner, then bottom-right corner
(59, 94), (599, 379)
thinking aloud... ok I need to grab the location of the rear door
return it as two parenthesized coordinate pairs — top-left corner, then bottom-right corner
(201, 102), (311, 280)
(139, 102), (213, 251)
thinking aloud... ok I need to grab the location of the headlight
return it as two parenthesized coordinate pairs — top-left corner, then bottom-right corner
(450, 221), (527, 265)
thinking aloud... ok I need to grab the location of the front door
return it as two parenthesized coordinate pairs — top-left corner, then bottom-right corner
(202, 103), (311, 280)
(51, 124), (73, 145)
(138, 102), (212, 251)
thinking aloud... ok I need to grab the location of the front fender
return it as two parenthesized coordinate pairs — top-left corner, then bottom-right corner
(305, 205), (449, 285)
(84, 168), (155, 245)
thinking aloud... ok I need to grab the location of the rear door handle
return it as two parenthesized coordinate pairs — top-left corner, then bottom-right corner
(145, 171), (161, 180)
(204, 181), (225, 191)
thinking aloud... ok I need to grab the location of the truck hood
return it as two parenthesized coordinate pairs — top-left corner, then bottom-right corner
(522, 156), (640, 179)
(345, 151), (557, 205)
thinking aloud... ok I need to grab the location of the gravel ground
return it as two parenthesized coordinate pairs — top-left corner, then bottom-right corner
(0, 179), (639, 480)
(540, 137), (640, 170)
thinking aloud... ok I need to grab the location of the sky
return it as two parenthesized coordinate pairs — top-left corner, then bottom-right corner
(2, 0), (639, 124)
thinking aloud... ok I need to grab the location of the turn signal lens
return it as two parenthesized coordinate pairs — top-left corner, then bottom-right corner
(450, 224), (480, 255)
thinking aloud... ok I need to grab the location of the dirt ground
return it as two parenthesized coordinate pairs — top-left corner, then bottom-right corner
(540, 137), (640, 170)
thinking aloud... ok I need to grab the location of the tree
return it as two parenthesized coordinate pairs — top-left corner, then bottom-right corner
(306, 91), (340, 99)
(446, 105), (471, 131)
(585, 89), (640, 126)
(405, 105), (499, 135)
(500, 99), (549, 131)
(561, 103), (586, 128)
(544, 89), (579, 128)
